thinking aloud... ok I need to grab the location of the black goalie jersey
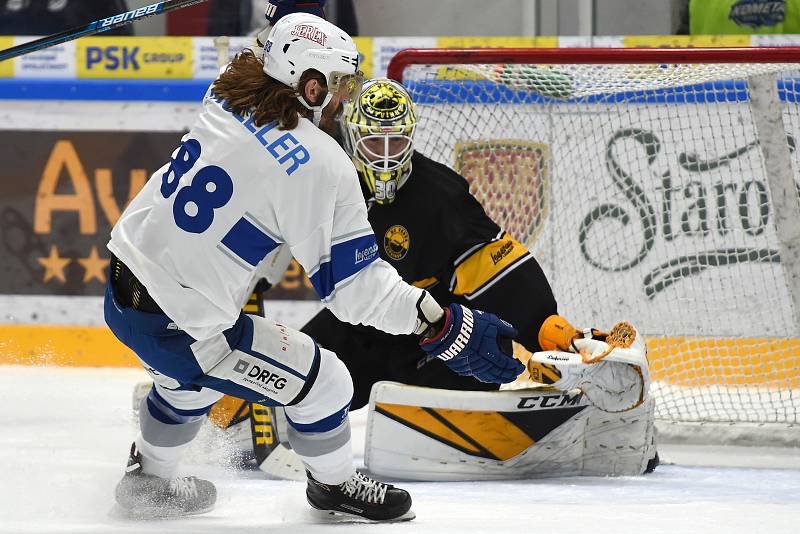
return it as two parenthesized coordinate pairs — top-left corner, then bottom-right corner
(301, 152), (558, 408)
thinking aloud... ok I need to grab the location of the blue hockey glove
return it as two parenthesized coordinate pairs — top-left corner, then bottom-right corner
(420, 304), (524, 384)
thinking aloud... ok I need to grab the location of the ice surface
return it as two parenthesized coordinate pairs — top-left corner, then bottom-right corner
(1, 366), (798, 534)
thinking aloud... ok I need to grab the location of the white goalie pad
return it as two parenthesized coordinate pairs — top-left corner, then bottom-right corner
(364, 381), (656, 481)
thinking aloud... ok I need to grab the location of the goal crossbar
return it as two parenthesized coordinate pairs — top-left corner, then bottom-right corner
(388, 47), (800, 81)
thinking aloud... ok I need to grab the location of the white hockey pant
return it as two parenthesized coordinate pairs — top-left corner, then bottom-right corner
(135, 317), (354, 484)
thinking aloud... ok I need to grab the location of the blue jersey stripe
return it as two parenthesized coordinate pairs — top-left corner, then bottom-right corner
(149, 387), (216, 418)
(220, 217), (280, 267)
(310, 234), (379, 300)
(286, 403), (351, 433)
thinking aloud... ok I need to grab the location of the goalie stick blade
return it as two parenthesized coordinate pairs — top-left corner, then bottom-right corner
(257, 443), (306, 481)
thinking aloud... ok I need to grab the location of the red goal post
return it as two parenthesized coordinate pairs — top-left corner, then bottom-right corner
(387, 46), (800, 441)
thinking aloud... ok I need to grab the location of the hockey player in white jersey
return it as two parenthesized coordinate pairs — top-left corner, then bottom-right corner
(103, 13), (524, 522)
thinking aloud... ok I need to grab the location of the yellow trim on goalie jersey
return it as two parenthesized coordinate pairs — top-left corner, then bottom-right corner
(412, 276), (438, 289)
(452, 234), (530, 299)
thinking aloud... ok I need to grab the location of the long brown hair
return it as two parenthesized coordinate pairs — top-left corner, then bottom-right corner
(211, 49), (323, 130)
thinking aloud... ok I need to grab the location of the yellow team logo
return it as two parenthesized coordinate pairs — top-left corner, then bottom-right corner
(384, 225), (410, 261)
(359, 81), (409, 122)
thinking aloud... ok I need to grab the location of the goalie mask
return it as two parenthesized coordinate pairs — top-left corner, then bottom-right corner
(343, 78), (416, 204)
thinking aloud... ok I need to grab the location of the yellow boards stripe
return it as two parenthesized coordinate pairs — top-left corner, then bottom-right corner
(452, 234), (530, 298)
(5, 324), (793, 389)
(0, 324), (138, 367)
(432, 408), (535, 461)
(374, 403), (482, 455)
(647, 336), (800, 388)
(514, 335), (800, 388)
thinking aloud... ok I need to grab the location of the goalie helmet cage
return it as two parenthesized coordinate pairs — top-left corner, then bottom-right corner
(388, 47), (800, 446)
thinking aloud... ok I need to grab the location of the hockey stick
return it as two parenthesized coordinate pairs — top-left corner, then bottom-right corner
(0, 0), (209, 62)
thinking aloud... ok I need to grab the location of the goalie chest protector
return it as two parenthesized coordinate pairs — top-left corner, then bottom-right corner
(365, 152), (501, 299)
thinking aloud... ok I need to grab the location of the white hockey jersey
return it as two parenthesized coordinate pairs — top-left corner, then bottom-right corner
(108, 92), (425, 341)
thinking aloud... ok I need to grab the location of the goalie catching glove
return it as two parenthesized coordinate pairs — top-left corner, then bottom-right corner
(526, 316), (650, 412)
(419, 302), (524, 384)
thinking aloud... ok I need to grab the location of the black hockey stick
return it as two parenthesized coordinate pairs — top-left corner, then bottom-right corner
(0, 0), (209, 62)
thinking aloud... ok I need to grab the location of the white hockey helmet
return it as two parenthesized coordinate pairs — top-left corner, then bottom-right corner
(262, 12), (363, 124)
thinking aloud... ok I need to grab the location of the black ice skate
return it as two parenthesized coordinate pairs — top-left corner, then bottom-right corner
(114, 443), (217, 518)
(306, 470), (415, 522)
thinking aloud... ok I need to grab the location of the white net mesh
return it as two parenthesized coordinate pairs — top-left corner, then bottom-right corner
(401, 55), (800, 425)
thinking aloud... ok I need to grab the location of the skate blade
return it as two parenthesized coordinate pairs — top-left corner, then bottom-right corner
(110, 502), (214, 520)
(309, 506), (415, 523)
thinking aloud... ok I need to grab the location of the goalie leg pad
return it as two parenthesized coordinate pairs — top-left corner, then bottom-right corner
(364, 381), (656, 480)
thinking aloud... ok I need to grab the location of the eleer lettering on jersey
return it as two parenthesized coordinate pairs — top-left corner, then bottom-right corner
(211, 93), (311, 176)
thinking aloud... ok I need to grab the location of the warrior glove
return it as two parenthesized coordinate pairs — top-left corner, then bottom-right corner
(420, 303), (524, 384)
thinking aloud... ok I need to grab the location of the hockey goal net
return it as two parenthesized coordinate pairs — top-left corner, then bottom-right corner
(389, 47), (800, 437)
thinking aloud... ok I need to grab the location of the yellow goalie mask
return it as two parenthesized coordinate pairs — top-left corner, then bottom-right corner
(343, 78), (416, 204)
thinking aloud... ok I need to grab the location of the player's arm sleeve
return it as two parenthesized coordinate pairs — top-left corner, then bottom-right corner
(284, 160), (427, 335)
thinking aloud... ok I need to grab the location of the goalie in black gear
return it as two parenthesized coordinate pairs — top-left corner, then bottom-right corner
(299, 77), (559, 407)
